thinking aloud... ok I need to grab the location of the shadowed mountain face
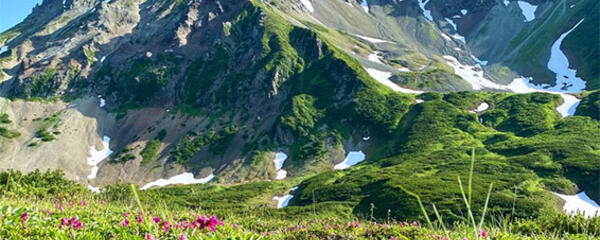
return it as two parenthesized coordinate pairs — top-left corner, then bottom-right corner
(0, 0), (597, 221)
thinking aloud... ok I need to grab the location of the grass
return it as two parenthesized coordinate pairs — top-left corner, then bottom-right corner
(0, 170), (597, 239)
(141, 130), (167, 165)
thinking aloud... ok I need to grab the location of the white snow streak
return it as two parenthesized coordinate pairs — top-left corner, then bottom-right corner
(547, 19), (586, 92)
(141, 173), (215, 190)
(300, 0), (314, 13)
(355, 34), (393, 44)
(87, 136), (113, 179)
(365, 68), (423, 94)
(418, 0), (433, 21)
(273, 152), (288, 180)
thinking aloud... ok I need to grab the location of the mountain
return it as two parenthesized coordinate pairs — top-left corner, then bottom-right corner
(0, 0), (598, 221)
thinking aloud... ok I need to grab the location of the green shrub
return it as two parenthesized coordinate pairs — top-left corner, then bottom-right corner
(281, 94), (324, 136)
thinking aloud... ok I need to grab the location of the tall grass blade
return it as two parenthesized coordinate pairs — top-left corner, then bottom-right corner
(458, 176), (478, 240)
(130, 184), (145, 214)
(469, 146), (475, 206)
(432, 203), (449, 237)
(478, 182), (494, 229)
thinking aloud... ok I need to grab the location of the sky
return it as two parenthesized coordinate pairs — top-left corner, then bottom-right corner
(0, 0), (43, 33)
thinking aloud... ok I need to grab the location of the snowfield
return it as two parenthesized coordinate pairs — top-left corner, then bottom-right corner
(517, 1), (537, 22)
(87, 136), (113, 179)
(141, 173), (215, 190)
(554, 192), (600, 218)
(334, 151), (366, 170)
(443, 54), (582, 118)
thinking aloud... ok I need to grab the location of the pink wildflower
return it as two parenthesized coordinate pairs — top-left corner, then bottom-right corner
(61, 217), (70, 226)
(480, 229), (487, 237)
(72, 219), (82, 230)
(122, 218), (130, 227)
(178, 235), (187, 240)
(208, 215), (223, 231)
(153, 217), (161, 224)
(162, 221), (170, 233)
(412, 221), (419, 227)
(79, 201), (87, 206)
(21, 212), (28, 223)
(145, 233), (157, 240)
(137, 213), (143, 224)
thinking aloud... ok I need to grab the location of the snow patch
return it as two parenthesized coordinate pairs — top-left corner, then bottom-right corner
(273, 152), (288, 180)
(517, 1), (537, 22)
(445, 18), (457, 31)
(141, 173), (215, 190)
(443, 56), (502, 90)
(87, 185), (101, 193)
(503, 0), (510, 6)
(398, 67), (411, 72)
(469, 102), (489, 113)
(461, 9), (468, 15)
(368, 52), (384, 64)
(416, 99), (424, 103)
(334, 151), (366, 170)
(273, 187), (298, 208)
(554, 192), (600, 218)
(555, 93), (580, 117)
(471, 55), (488, 66)
(0, 46), (8, 55)
(362, 136), (370, 141)
(300, 0), (314, 13)
(443, 54), (583, 117)
(99, 98), (106, 108)
(100, 56), (106, 63)
(440, 33), (452, 41)
(450, 34), (466, 43)
(355, 34), (393, 44)
(364, 68), (423, 94)
(87, 136), (113, 179)
(418, 0), (433, 21)
(360, 0), (369, 13)
(547, 19), (586, 92)
(506, 77), (581, 117)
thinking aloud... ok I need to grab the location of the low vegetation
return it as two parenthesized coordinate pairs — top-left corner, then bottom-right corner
(0, 170), (597, 239)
